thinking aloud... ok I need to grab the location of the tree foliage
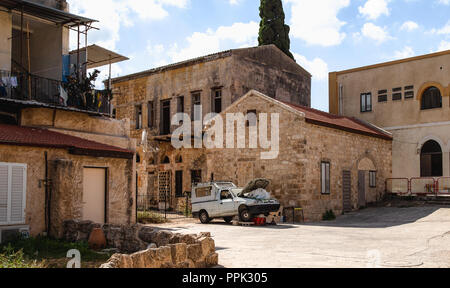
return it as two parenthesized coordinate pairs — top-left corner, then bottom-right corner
(258, 0), (294, 59)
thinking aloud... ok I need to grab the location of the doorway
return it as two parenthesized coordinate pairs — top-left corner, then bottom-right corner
(420, 140), (443, 177)
(175, 170), (183, 198)
(161, 100), (171, 135)
(82, 168), (106, 224)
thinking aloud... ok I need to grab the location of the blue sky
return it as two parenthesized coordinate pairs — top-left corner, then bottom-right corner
(67, 0), (450, 112)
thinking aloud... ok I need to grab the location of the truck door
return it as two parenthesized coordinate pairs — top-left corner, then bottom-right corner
(218, 190), (235, 216)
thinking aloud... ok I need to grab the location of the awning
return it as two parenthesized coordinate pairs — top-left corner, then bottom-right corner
(69, 45), (129, 69)
(0, 0), (97, 26)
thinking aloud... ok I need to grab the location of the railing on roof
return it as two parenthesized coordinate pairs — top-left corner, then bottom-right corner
(0, 69), (111, 115)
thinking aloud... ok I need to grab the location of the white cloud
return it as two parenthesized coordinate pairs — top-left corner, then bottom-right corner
(392, 46), (415, 59)
(285, 0), (350, 47)
(361, 22), (392, 43)
(228, 0), (242, 5)
(358, 0), (390, 20)
(400, 21), (419, 32)
(293, 53), (328, 80)
(67, 0), (188, 50)
(438, 0), (450, 5)
(437, 40), (450, 51)
(166, 21), (259, 63)
(430, 21), (450, 35)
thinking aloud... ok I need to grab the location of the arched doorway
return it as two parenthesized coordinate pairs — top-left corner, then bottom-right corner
(357, 157), (377, 208)
(420, 140), (443, 177)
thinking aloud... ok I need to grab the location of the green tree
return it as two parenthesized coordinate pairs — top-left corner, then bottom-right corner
(258, 0), (294, 59)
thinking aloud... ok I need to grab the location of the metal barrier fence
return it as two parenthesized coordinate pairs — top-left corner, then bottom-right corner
(137, 193), (192, 222)
(386, 177), (450, 196)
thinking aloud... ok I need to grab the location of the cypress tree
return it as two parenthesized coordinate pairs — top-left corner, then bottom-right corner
(258, 0), (294, 59)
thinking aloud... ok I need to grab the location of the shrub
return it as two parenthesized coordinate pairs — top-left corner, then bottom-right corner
(138, 211), (168, 224)
(322, 209), (336, 221)
(0, 245), (43, 268)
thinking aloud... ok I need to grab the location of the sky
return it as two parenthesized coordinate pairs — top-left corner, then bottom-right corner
(67, 0), (450, 112)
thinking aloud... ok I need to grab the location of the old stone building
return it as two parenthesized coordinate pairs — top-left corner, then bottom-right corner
(329, 50), (450, 186)
(111, 45), (312, 211)
(204, 90), (392, 221)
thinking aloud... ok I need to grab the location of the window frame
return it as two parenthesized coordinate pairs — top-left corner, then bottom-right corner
(320, 161), (331, 195)
(360, 93), (372, 113)
(147, 101), (155, 128)
(421, 86), (442, 110)
(0, 162), (27, 226)
(191, 92), (202, 119)
(211, 88), (222, 113)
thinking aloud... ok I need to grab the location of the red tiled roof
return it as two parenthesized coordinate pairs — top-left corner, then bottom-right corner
(0, 124), (134, 159)
(281, 102), (392, 140)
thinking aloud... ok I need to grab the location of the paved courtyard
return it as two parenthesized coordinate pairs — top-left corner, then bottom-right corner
(154, 205), (450, 268)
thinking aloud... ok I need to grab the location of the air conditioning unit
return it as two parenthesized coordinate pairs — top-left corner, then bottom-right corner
(0, 226), (30, 244)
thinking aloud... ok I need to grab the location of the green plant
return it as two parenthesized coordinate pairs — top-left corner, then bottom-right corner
(64, 68), (103, 110)
(258, 0), (294, 59)
(138, 211), (168, 224)
(322, 209), (336, 221)
(0, 245), (43, 268)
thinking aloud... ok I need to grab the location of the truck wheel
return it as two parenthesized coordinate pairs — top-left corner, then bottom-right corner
(223, 217), (233, 224)
(199, 211), (210, 224)
(239, 209), (252, 222)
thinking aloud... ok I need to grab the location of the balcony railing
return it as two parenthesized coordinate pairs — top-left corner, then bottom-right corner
(0, 70), (112, 115)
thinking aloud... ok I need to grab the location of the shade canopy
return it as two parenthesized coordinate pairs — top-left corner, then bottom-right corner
(69, 44), (129, 69)
(0, 0), (97, 26)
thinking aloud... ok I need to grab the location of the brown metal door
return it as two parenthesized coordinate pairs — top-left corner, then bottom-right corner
(342, 171), (352, 213)
(358, 171), (366, 207)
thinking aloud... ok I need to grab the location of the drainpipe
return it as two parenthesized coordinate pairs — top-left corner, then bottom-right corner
(44, 152), (52, 236)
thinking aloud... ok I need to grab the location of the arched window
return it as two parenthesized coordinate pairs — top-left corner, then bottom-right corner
(421, 86), (442, 110)
(420, 140), (443, 177)
(175, 155), (183, 163)
(162, 156), (170, 164)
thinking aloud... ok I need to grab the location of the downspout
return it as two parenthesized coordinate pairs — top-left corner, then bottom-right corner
(44, 152), (52, 236)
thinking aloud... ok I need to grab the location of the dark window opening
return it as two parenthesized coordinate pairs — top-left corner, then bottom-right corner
(321, 161), (331, 195)
(191, 170), (202, 185)
(136, 153), (141, 163)
(148, 101), (155, 128)
(135, 104), (142, 129)
(162, 155), (170, 164)
(421, 140), (443, 177)
(211, 88), (222, 113)
(405, 91), (414, 99)
(160, 100), (171, 135)
(392, 93), (402, 101)
(421, 86), (442, 110)
(175, 155), (183, 163)
(112, 108), (117, 119)
(175, 171), (183, 198)
(360, 93), (372, 112)
(378, 95), (387, 103)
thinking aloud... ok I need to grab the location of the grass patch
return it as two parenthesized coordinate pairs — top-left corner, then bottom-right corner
(0, 236), (112, 268)
(138, 211), (169, 224)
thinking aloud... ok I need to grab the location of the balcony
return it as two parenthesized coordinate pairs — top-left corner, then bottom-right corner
(0, 69), (112, 115)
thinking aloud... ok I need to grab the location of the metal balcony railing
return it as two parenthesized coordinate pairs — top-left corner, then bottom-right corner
(0, 69), (111, 115)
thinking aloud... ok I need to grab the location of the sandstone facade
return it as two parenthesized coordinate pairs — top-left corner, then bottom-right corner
(111, 45), (312, 209)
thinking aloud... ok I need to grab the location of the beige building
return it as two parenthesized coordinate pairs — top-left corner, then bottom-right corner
(0, 0), (137, 240)
(329, 50), (450, 182)
(111, 45), (312, 211)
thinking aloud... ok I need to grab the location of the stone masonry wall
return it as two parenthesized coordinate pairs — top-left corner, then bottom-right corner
(62, 220), (218, 268)
(205, 93), (392, 221)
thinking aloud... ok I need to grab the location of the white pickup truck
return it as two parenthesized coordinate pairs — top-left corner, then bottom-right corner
(191, 180), (281, 224)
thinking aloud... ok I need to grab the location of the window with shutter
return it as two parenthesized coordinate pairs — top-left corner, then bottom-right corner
(0, 163), (26, 225)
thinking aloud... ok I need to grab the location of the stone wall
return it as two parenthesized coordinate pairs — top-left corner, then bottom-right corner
(62, 220), (218, 268)
(205, 92), (392, 221)
(0, 145), (135, 236)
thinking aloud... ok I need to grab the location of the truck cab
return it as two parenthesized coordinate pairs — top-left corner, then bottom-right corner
(191, 181), (280, 224)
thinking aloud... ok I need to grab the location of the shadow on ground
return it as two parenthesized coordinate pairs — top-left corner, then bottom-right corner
(303, 206), (444, 228)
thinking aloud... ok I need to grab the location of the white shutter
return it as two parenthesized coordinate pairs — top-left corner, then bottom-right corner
(0, 164), (8, 224)
(10, 166), (26, 223)
(0, 163), (26, 225)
